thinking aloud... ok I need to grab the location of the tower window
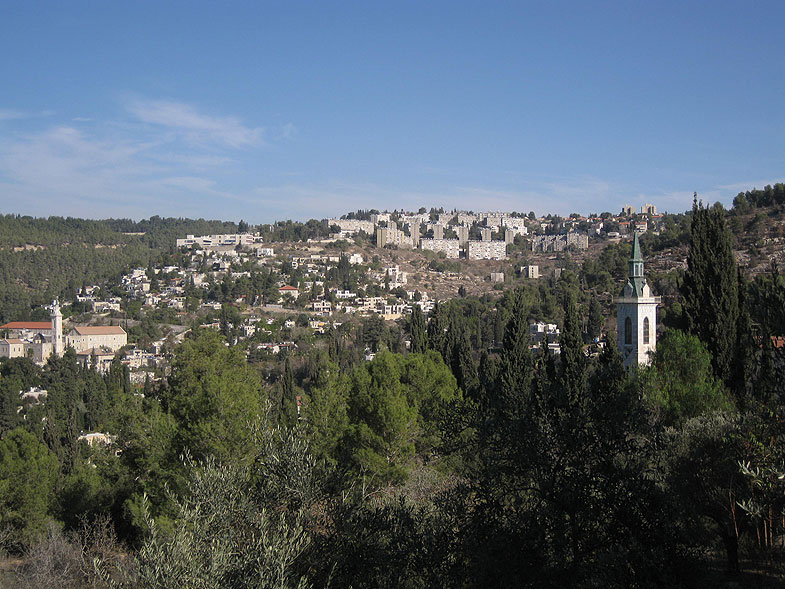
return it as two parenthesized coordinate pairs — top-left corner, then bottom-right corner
(643, 317), (649, 344)
(624, 317), (632, 345)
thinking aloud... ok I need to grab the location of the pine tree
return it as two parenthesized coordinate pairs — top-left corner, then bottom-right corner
(681, 198), (738, 386)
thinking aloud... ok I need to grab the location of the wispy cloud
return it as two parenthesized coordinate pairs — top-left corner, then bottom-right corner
(127, 99), (263, 148)
(717, 179), (785, 193)
(250, 179), (623, 221)
(0, 108), (54, 122)
(280, 123), (298, 140)
(0, 125), (160, 215)
(0, 98), (278, 219)
(0, 109), (26, 121)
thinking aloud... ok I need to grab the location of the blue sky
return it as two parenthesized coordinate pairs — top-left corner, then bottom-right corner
(1, 1), (783, 222)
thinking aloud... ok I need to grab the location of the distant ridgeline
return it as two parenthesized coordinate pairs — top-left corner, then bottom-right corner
(0, 214), (240, 323)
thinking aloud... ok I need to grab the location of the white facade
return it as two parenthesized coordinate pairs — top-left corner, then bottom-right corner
(67, 326), (127, 353)
(420, 239), (461, 259)
(467, 240), (507, 260)
(531, 233), (589, 252)
(329, 219), (375, 235)
(0, 339), (25, 359)
(176, 233), (263, 248)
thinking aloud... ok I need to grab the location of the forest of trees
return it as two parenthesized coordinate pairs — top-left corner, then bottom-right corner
(1, 201), (785, 586)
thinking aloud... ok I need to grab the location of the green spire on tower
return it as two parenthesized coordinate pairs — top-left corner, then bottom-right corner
(631, 231), (642, 261)
(628, 232), (644, 279)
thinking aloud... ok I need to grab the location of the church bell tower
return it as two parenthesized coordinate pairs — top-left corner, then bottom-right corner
(51, 299), (64, 357)
(615, 232), (660, 368)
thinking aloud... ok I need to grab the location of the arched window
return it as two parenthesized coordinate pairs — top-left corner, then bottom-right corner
(624, 317), (632, 345)
(643, 317), (650, 344)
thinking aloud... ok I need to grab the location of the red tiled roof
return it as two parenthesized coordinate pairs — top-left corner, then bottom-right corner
(0, 321), (52, 330)
(279, 285), (298, 291)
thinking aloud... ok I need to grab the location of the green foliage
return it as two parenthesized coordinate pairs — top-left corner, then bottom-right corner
(663, 412), (746, 574)
(305, 370), (349, 466)
(340, 351), (459, 482)
(160, 330), (264, 464)
(496, 288), (533, 412)
(0, 428), (59, 550)
(408, 305), (427, 354)
(117, 396), (179, 535)
(308, 493), (453, 588)
(645, 330), (732, 426)
(259, 218), (331, 243)
(427, 258), (461, 273)
(682, 199), (739, 386)
(586, 295), (604, 340)
(558, 288), (585, 401)
(458, 322), (678, 586)
(57, 446), (130, 533)
(107, 423), (314, 588)
(731, 183), (785, 211)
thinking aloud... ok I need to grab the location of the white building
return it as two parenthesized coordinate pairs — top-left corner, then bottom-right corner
(523, 265), (539, 279)
(468, 240), (507, 260)
(529, 322), (560, 343)
(67, 325), (127, 354)
(420, 239), (460, 259)
(0, 338), (25, 358)
(615, 233), (660, 368)
(329, 219), (375, 235)
(531, 233), (589, 252)
(384, 265), (407, 287)
(176, 233), (263, 249)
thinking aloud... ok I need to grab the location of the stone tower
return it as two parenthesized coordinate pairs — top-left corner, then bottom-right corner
(615, 232), (660, 368)
(51, 299), (64, 357)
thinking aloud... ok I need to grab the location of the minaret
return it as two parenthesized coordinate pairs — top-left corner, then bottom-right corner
(51, 299), (64, 357)
(615, 232), (660, 368)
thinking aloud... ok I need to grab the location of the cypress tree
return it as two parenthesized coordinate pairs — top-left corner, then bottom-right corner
(426, 303), (447, 357)
(281, 356), (296, 423)
(587, 296), (604, 341)
(731, 271), (756, 408)
(409, 305), (427, 354)
(559, 288), (585, 403)
(497, 289), (533, 413)
(681, 197), (738, 386)
(451, 330), (479, 395)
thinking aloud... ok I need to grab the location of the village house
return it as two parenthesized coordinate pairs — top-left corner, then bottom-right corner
(278, 285), (300, 298)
